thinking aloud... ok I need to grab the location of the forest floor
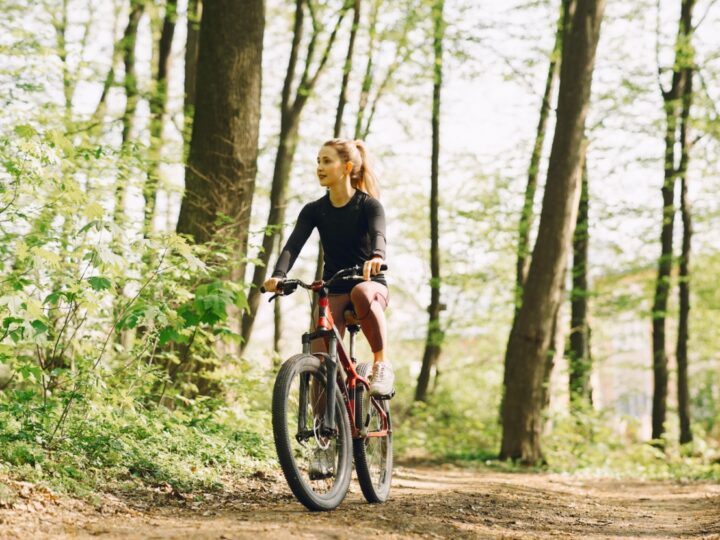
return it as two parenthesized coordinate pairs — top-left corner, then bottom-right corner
(1, 464), (719, 539)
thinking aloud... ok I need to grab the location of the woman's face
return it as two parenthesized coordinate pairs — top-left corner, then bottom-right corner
(317, 145), (348, 188)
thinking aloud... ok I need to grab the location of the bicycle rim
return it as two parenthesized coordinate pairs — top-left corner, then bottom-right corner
(353, 362), (393, 503)
(272, 354), (352, 511)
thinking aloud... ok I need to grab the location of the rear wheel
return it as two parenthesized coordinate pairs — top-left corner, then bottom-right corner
(353, 362), (393, 503)
(272, 354), (352, 511)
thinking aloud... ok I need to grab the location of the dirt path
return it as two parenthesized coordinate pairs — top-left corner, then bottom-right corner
(1, 466), (719, 539)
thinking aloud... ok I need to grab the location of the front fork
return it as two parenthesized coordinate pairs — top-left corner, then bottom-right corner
(301, 328), (339, 435)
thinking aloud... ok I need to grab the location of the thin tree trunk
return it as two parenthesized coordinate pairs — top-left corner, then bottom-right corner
(652, 0), (694, 442)
(144, 0), (178, 236)
(515, 0), (569, 312)
(414, 0), (445, 403)
(500, 0), (605, 463)
(568, 155), (593, 405)
(274, 232), (284, 355)
(676, 56), (694, 445)
(355, 0), (415, 140)
(91, 3), (125, 128)
(113, 0), (145, 227)
(175, 0), (264, 392)
(240, 0), (350, 354)
(355, 0), (380, 139)
(310, 0), (361, 325)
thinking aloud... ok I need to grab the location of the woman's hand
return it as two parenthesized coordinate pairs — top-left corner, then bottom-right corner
(263, 277), (281, 293)
(363, 257), (385, 280)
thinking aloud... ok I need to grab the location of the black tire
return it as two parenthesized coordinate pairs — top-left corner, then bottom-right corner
(272, 354), (352, 511)
(353, 362), (393, 503)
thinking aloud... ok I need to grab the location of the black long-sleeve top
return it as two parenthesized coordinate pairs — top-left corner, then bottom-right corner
(272, 190), (387, 293)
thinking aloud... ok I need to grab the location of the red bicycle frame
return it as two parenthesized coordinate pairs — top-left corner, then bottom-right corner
(301, 281), (390, 440)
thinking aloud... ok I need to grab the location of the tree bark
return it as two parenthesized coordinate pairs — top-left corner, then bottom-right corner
(414, 0), (445, 403)
(144, 0), (178, 236)
(501, 0), (573, 423)
(183, 0), (202, 159)
(310, 0), (361, 326)
(175, 0), (264, 390)
(500, 0), (605, 463)
(113, 0), (145, 227)
(651, 0), (694, 443)
(568, 155), (593, 405)
(514, 0), (570, 312)
(240, 0), (349, 354)
(676, 48), (694, 446)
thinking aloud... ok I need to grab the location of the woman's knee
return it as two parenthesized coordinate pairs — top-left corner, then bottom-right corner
(350, 285), (370, 312)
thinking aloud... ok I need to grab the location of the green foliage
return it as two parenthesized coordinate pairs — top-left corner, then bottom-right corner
(0, 100), (264, 495)
(0, 396), (274, 495)
(544, 405), (720, 481)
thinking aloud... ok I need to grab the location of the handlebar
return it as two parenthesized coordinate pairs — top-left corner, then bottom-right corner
(260, 264), (388, 299)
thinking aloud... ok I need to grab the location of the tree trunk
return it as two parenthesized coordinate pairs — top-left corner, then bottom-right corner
(568, 156), (593, 406)
(501, 0), (572, 423)
(144, 0), (178, 236)
(414, 0), (445, 403)
(175, 0), (264, 390)
(113, 0), (145, 227)
(183, 0), (202, 159)
(514, 0), (570, 312)
(500, 0), (605, 463)
(310, 0), (361, 325)
(676, 50), (694, 446)
(355, 0), (380, 139)
(651, 0), (694, 443)
(240, 0), (349, 353)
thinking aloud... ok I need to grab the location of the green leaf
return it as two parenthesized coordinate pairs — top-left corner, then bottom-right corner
(14, 124), (37, 139)
(30, 320), (48, 335)
(87, 276), (112, 291)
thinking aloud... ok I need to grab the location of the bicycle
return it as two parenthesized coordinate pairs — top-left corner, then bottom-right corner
(262, 265), (393, 511)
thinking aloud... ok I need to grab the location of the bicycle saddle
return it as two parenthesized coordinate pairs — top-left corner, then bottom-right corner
(344, 308), (361, 326)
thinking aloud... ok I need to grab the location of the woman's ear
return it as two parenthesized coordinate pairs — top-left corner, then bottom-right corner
(345, 162), (353, 174)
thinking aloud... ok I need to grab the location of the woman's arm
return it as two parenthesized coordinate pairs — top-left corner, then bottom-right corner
(363, 197), (387, 280)
(365, 197), (387, 259)
(271, 203), (316, 279)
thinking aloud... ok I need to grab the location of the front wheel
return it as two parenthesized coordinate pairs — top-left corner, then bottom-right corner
(353, 362), (393, 503)
(272, 354), (352, 511)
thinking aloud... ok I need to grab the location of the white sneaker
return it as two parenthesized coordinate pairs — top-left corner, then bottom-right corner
(369, 361), (395, 397)
(308, 446), (334, 480)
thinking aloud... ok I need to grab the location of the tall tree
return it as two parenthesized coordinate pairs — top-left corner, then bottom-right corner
(501, 0), (573, 421)
(309, 0), (361, 328)
(414, 0), (445, 403)
(240, 0), (350, 353)
(177, 0), (264, 254)
(514, 0), (570, 311)
(144, 0), (178, 236)
(500, 0), (605, 463)
(567, 155), (593, 405)
(676, 35), (695, 445)
(651, 0), (694, 442)
(355, 0), (417, 140)
(183, 0), (202, 158)
(112, 0), (145, 227)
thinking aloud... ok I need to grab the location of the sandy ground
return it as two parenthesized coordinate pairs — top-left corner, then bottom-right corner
(1, 465), (719, 539)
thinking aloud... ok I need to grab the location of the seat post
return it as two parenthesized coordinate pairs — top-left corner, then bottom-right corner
(348, 329), (356, 362)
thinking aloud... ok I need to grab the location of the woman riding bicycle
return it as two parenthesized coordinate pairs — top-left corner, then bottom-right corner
(262, 138), (393, 398)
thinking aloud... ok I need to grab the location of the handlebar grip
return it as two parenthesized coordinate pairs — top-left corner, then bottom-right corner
(260, 286), (267, 293)
(380, 263), (388, 271)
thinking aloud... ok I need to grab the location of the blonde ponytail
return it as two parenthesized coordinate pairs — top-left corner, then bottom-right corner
(322, 138), (381, 199)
